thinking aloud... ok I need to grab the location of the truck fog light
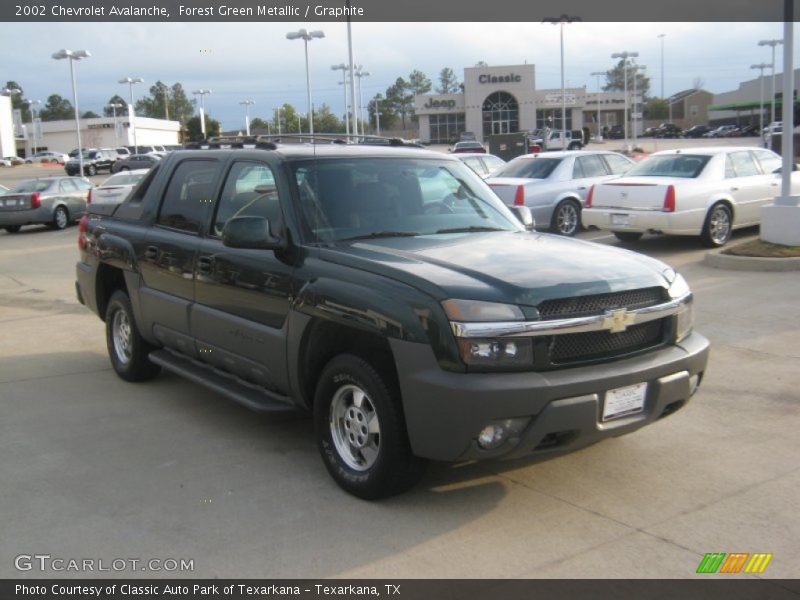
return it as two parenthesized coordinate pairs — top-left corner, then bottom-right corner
(476, 418), (530, 450)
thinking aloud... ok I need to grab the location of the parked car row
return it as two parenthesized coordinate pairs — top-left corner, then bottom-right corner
(640, 123), (763, 139)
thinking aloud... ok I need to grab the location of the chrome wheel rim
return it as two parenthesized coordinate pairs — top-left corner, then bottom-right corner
(557, 203), (579, 235)
(55, 208), (68, 229)
(709, 206), (731, 245)
(112, 309), (133, 365)
(329, 384), (380, 471)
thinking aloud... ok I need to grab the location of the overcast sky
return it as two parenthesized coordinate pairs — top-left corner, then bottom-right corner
(0, 21), (793, 130)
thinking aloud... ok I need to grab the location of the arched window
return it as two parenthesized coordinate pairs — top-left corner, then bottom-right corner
(482, 92), (519, 136)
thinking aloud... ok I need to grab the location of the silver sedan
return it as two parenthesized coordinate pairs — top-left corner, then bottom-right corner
(0, 176), (92, 233)
(486, 150), (634, 236)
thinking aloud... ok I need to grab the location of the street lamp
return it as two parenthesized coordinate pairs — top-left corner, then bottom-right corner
(751, 63), (772, 146)
(355, 67), (370, 135)
(286, 28), (325, 136)
(239, 99), (255, 136)
(159, 82), (170, 120)
(632, 64), (646, 147)
(657, 33), (666, 100)
(297, 112), (302, 134)
(331, 63), (350, 135)
(53, 49), (90, 176)
(372, 97), (382, 136)
(23, 99), (41, 156)
(758, 39), (783, 128)
(611, 51), (639, 149)
(544, 15), (581, 149)
(118, 76), (143, 151)
(590, 71), (604, 140)
(107, 102), (124, 148)
(275, 106), (283, 135)
(192, 89), (212, 138)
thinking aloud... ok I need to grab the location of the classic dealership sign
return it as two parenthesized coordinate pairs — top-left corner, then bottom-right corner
(478, 73), (522, 84)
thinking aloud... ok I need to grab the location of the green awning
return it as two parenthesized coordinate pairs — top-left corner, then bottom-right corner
(709, 98), (800, 111)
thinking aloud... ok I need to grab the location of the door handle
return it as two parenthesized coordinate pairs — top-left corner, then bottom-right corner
(197, 255), (214, 274)
(577, 186), (587, 190)
(730, 187), (739, 192)
(144, 245), (159, 260)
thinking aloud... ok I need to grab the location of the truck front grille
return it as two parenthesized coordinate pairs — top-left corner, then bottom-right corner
(549, 319), (665, 364)
(538, 287), (666, 319)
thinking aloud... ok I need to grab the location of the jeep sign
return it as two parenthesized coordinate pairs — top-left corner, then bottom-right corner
(423, 98), (457, 109)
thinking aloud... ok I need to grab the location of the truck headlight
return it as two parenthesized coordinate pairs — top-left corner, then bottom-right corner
(668, 273), (694, 342)
(456, 338), (534, 369)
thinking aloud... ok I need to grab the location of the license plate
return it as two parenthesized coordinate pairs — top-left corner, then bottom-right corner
(603, 382), (647, 421)
(611, 214), (630, 226)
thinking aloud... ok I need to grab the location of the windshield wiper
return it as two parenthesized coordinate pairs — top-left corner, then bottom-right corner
(340, 230), (420, 242)
(434, 226), (508, 234)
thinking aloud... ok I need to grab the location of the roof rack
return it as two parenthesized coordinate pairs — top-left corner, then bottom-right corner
(186, 133), (424, 151)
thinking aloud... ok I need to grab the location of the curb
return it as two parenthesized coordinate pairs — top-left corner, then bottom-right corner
(704, 250), (800, 271)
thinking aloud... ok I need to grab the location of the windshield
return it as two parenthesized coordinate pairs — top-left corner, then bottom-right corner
(11, 179), (54, 193)
(625, 154), (711, 178)
(493, 156), (562, 179)
(290, 157), (522, 243)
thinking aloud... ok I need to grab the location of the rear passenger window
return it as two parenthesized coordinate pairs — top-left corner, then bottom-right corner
(60, 179), (77, 192)
(157, 159), (218, 234)
(575, 154), (608, 178)
(603, 154), (633, 175)
(213, 161), (280, 237)
(727, 152), (760, 177)
(753, 149), (781, 174)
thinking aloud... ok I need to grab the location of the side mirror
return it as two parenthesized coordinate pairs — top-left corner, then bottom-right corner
(222, 216), (284, 250)
(510, 205), (535, 231)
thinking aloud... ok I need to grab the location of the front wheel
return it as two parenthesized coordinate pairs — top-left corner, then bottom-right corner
(551, 199), (581, 236)
(701, 203), (733, 247)
(613, 231), (643, 243)
(105, 290), (161, 382)
(314, 354), (425, 500)
(85, 164), (97, 176)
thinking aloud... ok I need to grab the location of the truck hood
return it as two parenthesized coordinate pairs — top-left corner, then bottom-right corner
(320, 231), (672, 307)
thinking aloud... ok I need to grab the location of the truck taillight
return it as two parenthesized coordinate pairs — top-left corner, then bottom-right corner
(663, 185), (676, 212)
(514, 185), (525, 206)
(78, 214), (89, 249)
(30, 192), (41, 208)
(585, 185), (595, 208)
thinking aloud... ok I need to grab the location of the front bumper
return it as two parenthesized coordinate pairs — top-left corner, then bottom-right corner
(582, 208), (702, 236)
(391, 332), (709, 462)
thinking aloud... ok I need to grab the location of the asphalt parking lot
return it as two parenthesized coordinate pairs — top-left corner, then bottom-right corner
(0, 152), (798, 580)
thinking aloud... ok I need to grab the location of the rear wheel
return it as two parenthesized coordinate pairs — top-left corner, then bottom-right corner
(314, 354), (425, 500)
(105, 290), (161, 382)
(701, 203), (733, 247)
(551, 199), (581, 236)
(85, 164), (97, 176)
(4, 225), (21, 233)
(51, 206), (69, 230)
(613, 231), (643, 243)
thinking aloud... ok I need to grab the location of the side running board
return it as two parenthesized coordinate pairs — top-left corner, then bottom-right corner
(149, 349), (297, 413)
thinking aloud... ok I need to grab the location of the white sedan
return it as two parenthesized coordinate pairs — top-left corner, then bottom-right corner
(25, 151), (70, 164)
(89, 170), (149, 206)
(582, 147), (796, 247)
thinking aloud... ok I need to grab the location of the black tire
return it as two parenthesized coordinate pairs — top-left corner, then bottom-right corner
(105, 290), (161, 382)
(551, 199), (581, 236)
(314, 353), (426, 500)
(613, 231), (643, 243)
(4, 225), (21, 233)
(701, 203), (733, 247)
(85, 164), (97, 176)
(51, 206), (69, 230)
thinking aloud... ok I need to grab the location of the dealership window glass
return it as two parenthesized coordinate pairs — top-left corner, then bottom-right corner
(429, 113), (466, 144)
(482, 92), (519, 137)
(536, 109), (572, 132)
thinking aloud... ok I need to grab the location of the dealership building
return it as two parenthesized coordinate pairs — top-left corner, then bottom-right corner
(415, 63), (640, 144)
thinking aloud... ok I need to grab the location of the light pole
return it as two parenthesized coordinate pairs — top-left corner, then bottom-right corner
(275, 106), (282, 135)
(632, 64), (646, 147)
(1, 88), (22, 143)
(373, 97), (381, 136)
(658, 33), (666, 100)
(611, 51), (638, 150)
(332, 63), (350, 135)
(118, 76), (143, 151)
(751, 63), (772, 146)
(239, 99), (255, 136)
(159, 82), (170, 120)
(107, 102), (124, 148)
(544, 15), (581, 149)
(23, 98), (41, 156)
(286, 28), (325, 136)
(192, 89), (212, 138)
(297, 112), (302, 134)
(355, 67), (370, 135)
(53, 49), (90, 176)
(759, 39), (783, 128)
(590, 71), (604, 139)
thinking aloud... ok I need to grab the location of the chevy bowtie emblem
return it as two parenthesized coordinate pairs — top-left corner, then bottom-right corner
(602, 308), (636, 333)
